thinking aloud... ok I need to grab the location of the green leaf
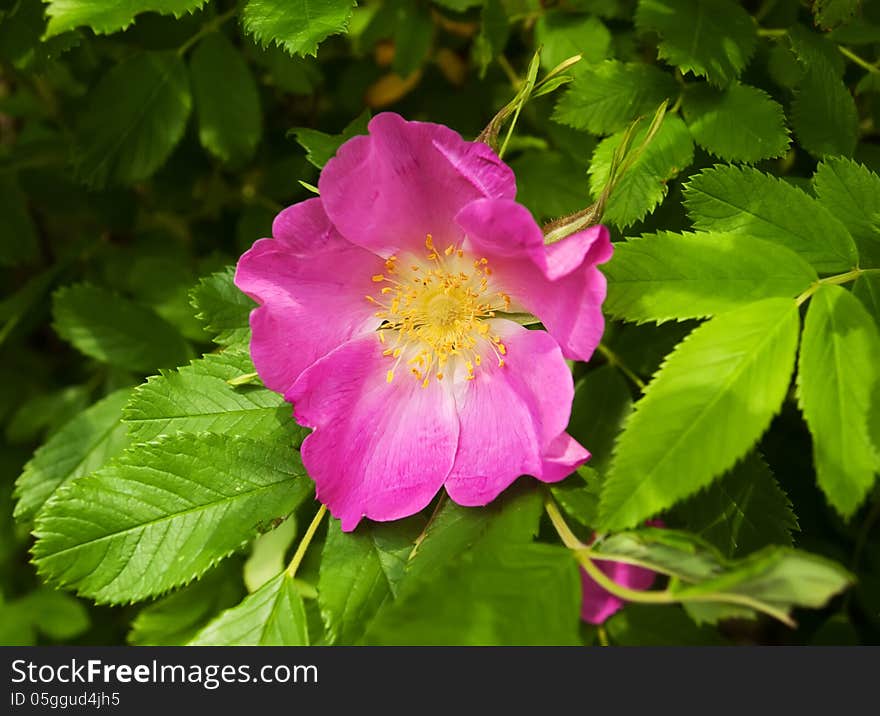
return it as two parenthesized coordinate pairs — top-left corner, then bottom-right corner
(189, 571), (309, 645)
(553, 60), (677, 135)
(797, 284), (880, 517)
(366, 544), (581, 645)
(509, 150), (588, 222)
(672, 547), (852, 614)
(391, 2), (433, 77)
(292, 109), (370, 169)
(682, 82), (790, 163)
(43, 0), (207, 37)
(813, 158), (880, 268)
(473, 0), (508, 77)
(535, 11), (611, 69)
(190, 32), (262, 163)
(244, 517), (298, 592)
(603, 231), (818, 323)
(551, 466), (601, 527)
(0, 174), (39, 266)
(129, 560), (245, 645)
(52, 283), (191, 372)
(791, 60), (858, 159)
(589, 115), (694, 228)
(598, 298), (800, 531)
(242, 0), (356, 57)
(123, 351), (305, 445)
(405, 486), (543, 582)
(684, 165), (858, 274)
(635, 0), (756, 86)
(33, 433), (312, 603)
(74, 51), (192, 187)
(607, 604), (726, 645)
(318, 516), (424, 644)
(190, 266), (256, 348)
(854, 272), (880, 328)
(14, 388), (132, 523)
(676, 452), (798, 556)
(568, 365), (633, 473)
(0, 588), (90, 644)
(813, 0), (859, 29)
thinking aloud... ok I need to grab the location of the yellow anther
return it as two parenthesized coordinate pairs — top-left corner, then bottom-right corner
(444, 245), (454, 256)
(386, 370), (394, 383)
(372, 274), (385, 282)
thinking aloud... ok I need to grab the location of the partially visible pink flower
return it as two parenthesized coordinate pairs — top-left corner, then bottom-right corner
(235, 112), (611, 531)
(580, 521), (664, 625)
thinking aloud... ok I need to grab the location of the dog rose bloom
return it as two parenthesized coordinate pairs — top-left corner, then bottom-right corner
(235, 113), (611, 530)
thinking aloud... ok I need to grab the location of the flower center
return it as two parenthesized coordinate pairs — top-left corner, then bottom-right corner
(366, 235), (511, 387)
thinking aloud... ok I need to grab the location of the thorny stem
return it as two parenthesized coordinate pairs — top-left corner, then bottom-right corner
(544, 495), (797, 627)
(285, 504), (327, 578)
(177, 6), (238, 56)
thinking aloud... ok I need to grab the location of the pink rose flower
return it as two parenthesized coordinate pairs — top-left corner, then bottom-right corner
(235, 113), (611, 531)
(581, 521), (664, 624)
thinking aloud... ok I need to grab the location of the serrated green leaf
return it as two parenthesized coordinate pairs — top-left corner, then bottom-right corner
(33, 434), (313, 603)
(189, 570), (309, 645)
(43, 0), (207, 37)
(190, 266), (255, 347)
(684, 165), (858, 273)
(52, 284), (191, 372)
(14, 388), (132, 523)
(791, 60), (858, 159)
(318, 515), (424, 644)
(683, 82), (790, 163)
(599, 298), (800, 531)
(129, 559), (245, 645)
(74, 51), (192, 187)
(797, 284), (880, 517)
(242, 0), (355, 57)
(604, 231), (818, 323)
(0, 174), (39, 266)
(676, 452), (798, 556)
(190, 32), (262, 163)
(366, 543), (581, 645)
(292, 109), (370, 169)
(589, 115), (694, 228)
(535, 10), (611, 69)
(635, 0), (756, 86)
(813, 158), (880, 268)
(123, 351), (305, 445)
(553, 60), (677, 135)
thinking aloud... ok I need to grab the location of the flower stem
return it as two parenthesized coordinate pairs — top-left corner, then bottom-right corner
(795, 267), (869, 306)
(544, 495), (797, 627)
(839, 46), (880, 74)
(177, 6), (238, 56)
(285, 504), (327, 578)
(597, 343), (646, 391)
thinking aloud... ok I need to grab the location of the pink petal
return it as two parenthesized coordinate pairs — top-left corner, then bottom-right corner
(234, 198), (384, 397)
(444, 320), (589, 506)
(290, 334), (459, 531)
(319, 112), (516, 257)
(580, 561), (658, 625)
(456, 198), (612, 362)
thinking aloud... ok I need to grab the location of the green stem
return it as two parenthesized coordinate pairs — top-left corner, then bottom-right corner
(757, 27), (788, 38)
(597, 343), (646, 391)
(177, 6), (238, 56)
(597, 625), (610, 646)
(544, 496), (796, 627)
(795, 268), (866, 306)
(497, 54), (521, 89)
(285, 504), (327, 578)
(839, 46), (880, 74)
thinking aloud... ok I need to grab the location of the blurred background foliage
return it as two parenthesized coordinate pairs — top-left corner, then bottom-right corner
(2, 0), (880, 645)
